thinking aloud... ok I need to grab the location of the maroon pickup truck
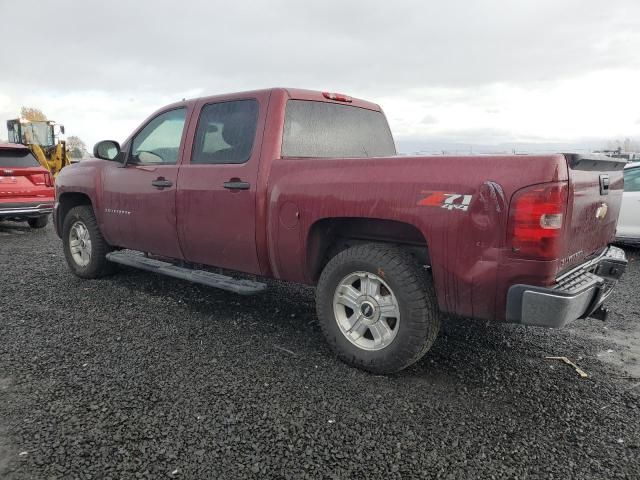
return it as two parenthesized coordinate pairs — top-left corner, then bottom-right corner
(54, 88), (627, 373)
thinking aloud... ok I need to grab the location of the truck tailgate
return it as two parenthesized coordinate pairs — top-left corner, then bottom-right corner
(560, 154), (626, 271)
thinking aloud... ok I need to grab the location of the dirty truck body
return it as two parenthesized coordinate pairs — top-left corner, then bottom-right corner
(53, 88), (627, 373)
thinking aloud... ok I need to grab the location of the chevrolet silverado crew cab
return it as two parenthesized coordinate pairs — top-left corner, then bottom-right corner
(54, 88), (628, 373)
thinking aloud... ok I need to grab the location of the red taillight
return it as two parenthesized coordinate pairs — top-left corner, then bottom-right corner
(507, 182), (568, 260)
(322, 92), (353, 103)
(28, 173), (47, 186)
(25, 172), (53, 187)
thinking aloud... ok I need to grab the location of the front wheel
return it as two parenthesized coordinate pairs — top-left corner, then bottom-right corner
(316, 244), (440, 374)
(62, 205), (116, 278)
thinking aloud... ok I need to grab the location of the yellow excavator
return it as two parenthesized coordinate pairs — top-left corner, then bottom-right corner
(6, 118), (71, 177)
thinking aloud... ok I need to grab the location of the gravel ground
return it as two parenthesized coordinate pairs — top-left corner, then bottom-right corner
(0, 221), (639, 479)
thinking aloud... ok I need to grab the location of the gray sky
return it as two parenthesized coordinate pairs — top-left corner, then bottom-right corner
(1, 0), (639, 152)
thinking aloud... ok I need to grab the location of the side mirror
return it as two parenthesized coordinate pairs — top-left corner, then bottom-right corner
(93, 140), (121, 161)
(59, 125), (65, 135)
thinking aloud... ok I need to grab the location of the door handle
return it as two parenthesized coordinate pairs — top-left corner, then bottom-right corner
(223, 181), (250, 190)
(151, 178), (173, 189)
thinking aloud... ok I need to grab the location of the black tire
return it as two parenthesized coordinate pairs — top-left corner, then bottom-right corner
(27, 215), (49, 229)
(316, 244), (440, 374)
(62, 205), (116, 278)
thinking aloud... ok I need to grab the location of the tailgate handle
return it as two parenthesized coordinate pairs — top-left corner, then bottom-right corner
(599, 174), (609, 195)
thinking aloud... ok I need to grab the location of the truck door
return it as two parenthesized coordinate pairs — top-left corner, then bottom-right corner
(176, 94), (268, 275)
(101, 107), (189, 258)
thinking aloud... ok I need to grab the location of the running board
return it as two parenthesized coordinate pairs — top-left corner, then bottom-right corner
(106, 251), (267, 295)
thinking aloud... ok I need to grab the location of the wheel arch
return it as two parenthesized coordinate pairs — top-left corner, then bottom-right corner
(56, 192), (93, 236)
(305, 217), (429, 283)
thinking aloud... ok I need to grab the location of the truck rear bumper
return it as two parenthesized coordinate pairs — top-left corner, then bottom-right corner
(506, 246), (627, 328)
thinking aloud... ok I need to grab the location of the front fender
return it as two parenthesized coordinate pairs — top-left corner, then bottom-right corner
(54, 160), (105, 237)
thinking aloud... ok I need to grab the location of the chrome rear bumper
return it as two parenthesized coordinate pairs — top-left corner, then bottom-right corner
(506, 246), (627, 328)
(0, 203), (54, 217)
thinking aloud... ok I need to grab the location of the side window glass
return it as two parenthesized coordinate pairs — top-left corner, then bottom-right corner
(192, 100), (258, 164)
(131, 108), (186, 165)
(624, 168), (640, 193)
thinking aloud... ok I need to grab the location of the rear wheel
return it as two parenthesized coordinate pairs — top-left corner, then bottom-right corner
(62, 205), (116, 278)
(316, 244), (440, 374)
(27, 215), (48, 229)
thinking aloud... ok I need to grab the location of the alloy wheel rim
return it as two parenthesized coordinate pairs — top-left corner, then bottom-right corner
(332, 271), (401, 351)
(69, 221), (92, 267)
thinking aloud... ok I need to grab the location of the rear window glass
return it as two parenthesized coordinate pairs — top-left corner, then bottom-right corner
(0, 149), (40, 167)
(282, 100), (396, 158)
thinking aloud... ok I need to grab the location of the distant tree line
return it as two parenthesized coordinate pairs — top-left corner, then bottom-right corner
(21, 106), (47, 121)
(66, 136), (87, 159)
(604, 138), (639, 153)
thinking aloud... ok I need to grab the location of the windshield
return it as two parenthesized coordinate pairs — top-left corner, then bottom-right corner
(282, 100), (396, 158)
(21, 122), (55, 147)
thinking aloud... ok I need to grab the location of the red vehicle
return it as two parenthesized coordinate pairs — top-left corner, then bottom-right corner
(54, 88), (627, 373)
(0, 143), (54, 228)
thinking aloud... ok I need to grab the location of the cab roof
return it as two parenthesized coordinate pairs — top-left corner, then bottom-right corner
(171, 87), (382, 112)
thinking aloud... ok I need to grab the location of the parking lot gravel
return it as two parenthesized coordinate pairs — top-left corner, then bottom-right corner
(1, 222), (639, 479)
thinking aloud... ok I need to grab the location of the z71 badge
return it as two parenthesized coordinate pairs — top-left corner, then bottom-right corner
(417, 192), (473, 212)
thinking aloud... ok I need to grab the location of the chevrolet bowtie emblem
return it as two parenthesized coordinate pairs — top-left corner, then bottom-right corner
(595, 203), (608, 220)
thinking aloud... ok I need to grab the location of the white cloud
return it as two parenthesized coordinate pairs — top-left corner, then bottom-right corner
(0, 0), (639, 151)
(382, 69), (640, 145)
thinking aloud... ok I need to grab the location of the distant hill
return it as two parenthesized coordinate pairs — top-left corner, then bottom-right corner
(395, 138), (606, 155)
